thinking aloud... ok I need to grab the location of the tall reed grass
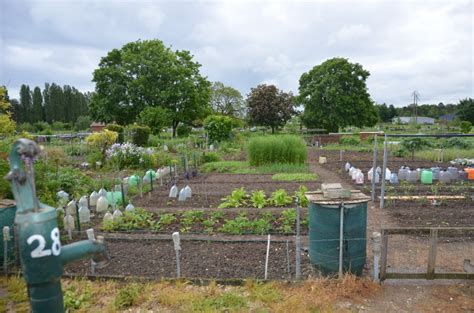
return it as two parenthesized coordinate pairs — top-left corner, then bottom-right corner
(247, 135), (307, 166)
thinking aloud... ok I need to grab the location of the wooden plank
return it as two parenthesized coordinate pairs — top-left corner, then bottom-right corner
(383, 227), (474, 235)
(427, 229), (438, 279)
(380, 230), (388, 281)
(385, 272), (474, 280)
(379, 195), (466, 200)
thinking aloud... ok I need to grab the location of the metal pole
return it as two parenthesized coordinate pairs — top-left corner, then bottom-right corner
(339, 203), (344, 278)
(371, 135), (378, 201)
(120, 182), (125, 210)
(371, 232), (381, 283)
(264, 234), (271, 280)
(295, 198), (301, 280)
(380, 134), (388, 208)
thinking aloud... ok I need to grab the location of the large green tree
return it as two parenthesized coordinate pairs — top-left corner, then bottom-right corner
(32, 86), (44, 122)
(456, 98), (474, 124)
(246, 84), (294, 133)
(298, 58), (378, 133)
(210, 81), (245, 118)
(91, 39), (211, 137)
(19, 84), (32, 123)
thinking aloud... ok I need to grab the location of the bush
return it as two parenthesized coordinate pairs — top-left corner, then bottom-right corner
(177, 124), (192, 137)
(441, 137), (471, 149)
(51, 121), (66, 130)
(18, 122), (34, 132)
(247, 135), (307, 166)
(201, 152), (222, 163)
(106, 123), (125, 143)
(75, 115), (92, 131)
(339, 136), (360, 145)
(128, 125), (151, 146)
(400, 138), (432, 160)
(106, 142), (155, 169)
(85, 129), (118, 161)
(204, 115), (233, 143)
(33, 121), (50, 133)
(460, 121), (472, 134)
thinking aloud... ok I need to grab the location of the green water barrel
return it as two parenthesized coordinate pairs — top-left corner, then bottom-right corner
(0, 200), (17, 269)
(421, 170), (433, 184)
(306, 190), (370, 276)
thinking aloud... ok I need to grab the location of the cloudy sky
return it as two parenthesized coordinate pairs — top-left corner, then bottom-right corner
(1, 0), (472, 106)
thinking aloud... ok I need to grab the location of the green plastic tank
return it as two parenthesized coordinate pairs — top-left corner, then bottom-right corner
(421, 170), (433, 184)
(306, 190), (370, 276)
(0, 200), (17, 269)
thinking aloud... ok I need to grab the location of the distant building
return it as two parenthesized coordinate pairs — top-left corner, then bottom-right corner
(90, 122), (106, 132)
(392, 116), (435, 125)
(439, 114), (455, 123)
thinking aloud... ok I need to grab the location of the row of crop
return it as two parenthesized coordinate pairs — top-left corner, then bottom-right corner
(218, 186), (309, 209)
(101, 208), (308, 235)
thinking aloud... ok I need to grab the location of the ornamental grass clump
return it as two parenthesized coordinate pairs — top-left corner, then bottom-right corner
(247, 135), (307, 166)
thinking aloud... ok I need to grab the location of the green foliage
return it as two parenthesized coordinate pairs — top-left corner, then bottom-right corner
(114, 283), (141, 309)
(256, 163), (309, 173)
(180, 210), (204, 233)
(339, 136), (360, 146)
(456, 98), (474, 124)
(201, 161), (249, 173)
(460, 121), (472, 134)
(90, 39), (211, 137)
(269, 189), (293, 207)
(33, 121), (50, 132)
(177, 124), (192, 137)
(0, 86), (16, 135)
(441, 137), (471, 149)
(63, 281), (92, 311)
(201, 152), (222, 163)
(0, 158), (12, 199)
(51, 121), (67, 130)
(247, 84), (295, 133)
(218, 187), (248, 208)
(294, 185), (309, 207)
(204, 114), (234, 143)
(299, 57), (378, 132)
(279, 208), (296, 234)
(400, 137), (432, 159)
(18, 122), (34, 132)
(250, 190), (267, 208)
(247, 135), (307, 166)
(85, 129), (118, 161)
(128, 125), (151, 146)
(218, 212), (249, 235)
(272, 173), (317, 181)
(210, 81), (245, 118)
(102, 208), (158, 231)
(75, 115), (92, 131)
(106, 123), (125, 143)
(138, 106), (172, 135)
(159, 213), (177, 226)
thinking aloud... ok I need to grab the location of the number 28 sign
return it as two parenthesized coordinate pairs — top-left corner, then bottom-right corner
(26, 227), (62, 258)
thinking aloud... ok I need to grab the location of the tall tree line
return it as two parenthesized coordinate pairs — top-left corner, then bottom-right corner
(376, 102), (458, 122)
(11, 83), (90, 124)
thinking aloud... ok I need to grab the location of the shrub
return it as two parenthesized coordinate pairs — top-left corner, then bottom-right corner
(75, 115), (92, 131)
(106, 142), (155, 169)
(106, 123), (125, 143)
(18, 122), (34, 132)
(400, 138), (432, 160)
(85, 129), (118, 161)
(114, 284), (141, 309)
(177, 124), (192, 137)
(460, 121), (472, 134)
(201, 152), (222, 163)
(247, 135), (307, 166)
(441, 137), (471, 149)
(204, 115), (233, 143)
(269, 189), (293, 206)
(128, 125), (151, 146)
(339, 136), (360, 145)
(33, 121), (50, 133)
(51, 121), (66, 130)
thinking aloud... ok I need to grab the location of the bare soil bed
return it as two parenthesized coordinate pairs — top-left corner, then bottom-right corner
(64, 239), (315, 280)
